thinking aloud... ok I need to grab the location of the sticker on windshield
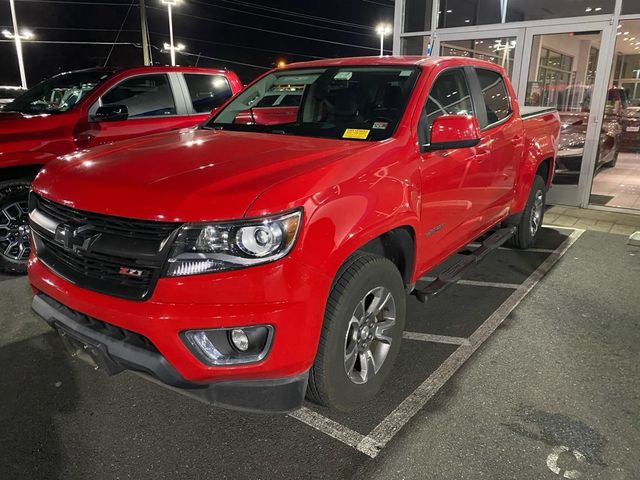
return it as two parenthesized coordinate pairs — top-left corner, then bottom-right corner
(334, 71), (353, 80)
(399, 70), (413, 77)
(343, 128), (370, 140)
(372, 121), (389, 130)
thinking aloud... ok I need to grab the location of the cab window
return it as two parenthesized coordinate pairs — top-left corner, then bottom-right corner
(101, 74), (176, 118)
(184, 74), (233, 113)
(475, 68), (511, 127)
(421, 68), (474, 143)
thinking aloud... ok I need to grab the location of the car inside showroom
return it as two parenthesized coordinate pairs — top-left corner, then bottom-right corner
(0, 0), (638, 479)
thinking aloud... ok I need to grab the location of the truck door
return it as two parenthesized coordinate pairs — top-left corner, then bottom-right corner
(417, 67), (495, 268)
(468, 67), (523, 225)
(76, 73), (200, 148)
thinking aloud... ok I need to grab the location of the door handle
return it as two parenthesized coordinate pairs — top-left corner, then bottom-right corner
(475, 150), (490, 163)
(511, 135), (523, 145)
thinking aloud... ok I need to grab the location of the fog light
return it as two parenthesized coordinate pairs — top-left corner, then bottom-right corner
(230, 328), (249, 351)
(182, 325), (273, 366)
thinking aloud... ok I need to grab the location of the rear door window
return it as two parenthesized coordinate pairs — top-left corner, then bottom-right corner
(102, 74), (176, 118)
(184, 74), (233, 113)
(475, 68), (511, 127)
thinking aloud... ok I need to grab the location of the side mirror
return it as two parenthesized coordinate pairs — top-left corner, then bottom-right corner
(94, 104), (128, 122)
(423, 115), (481, 152)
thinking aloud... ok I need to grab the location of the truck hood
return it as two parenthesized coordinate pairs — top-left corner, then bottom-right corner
(33, 128), (372, 222)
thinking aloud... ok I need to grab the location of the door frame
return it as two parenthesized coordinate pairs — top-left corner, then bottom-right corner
(433, 20), (616, 207)
(517, 21), (615, 206)
(432, 28), (526, 90)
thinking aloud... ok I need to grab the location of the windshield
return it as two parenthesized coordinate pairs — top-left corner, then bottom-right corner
(206, 66), (420, 141)
(4, 70), (112, 114)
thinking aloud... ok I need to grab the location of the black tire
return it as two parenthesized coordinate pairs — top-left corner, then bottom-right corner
(307, 253), (406, 411)
(0, 179), (32, 275)
(507, 175), (546, 250)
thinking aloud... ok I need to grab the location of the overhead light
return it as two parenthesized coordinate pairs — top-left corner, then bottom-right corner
(624, 31), (630, 35)
(617, 24), (622, 29)
(624, 37), (629, 41)
(585, 7), (592, 12)
(446, 9), (452, 13)
(464, 19), (471, 23)
(630, 37), (636, 41)
(595, 7), (602, 11)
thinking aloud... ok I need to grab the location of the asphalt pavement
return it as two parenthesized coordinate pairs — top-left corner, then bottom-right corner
(1, 228), (638, 479)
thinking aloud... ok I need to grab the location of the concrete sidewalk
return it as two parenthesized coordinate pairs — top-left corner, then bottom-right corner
(355, 230), (640, 479)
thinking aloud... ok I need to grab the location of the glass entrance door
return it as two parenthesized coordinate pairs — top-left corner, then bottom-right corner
(433, 28), (525, 86)
(518, 22), (615, 206)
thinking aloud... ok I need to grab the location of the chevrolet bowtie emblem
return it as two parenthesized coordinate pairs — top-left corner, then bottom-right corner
(54, 223), (102, 253)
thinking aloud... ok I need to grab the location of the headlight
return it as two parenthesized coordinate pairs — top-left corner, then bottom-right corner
(164, 209), (302, 277)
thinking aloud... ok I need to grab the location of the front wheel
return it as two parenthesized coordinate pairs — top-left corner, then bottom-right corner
(307, 254), (406, 411)
(508, 175), (546, 250)
(0, 179), (32, 274)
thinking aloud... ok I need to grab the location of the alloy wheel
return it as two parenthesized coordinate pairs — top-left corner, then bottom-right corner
(0, 200), (31, 262)
(343, 286), (396, 385)
(530, 190), (544, 237)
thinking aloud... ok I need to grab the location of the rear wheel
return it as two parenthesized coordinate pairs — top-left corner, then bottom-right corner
(0, 179), (32, 274)
(307, 254), (406, 411)
(508, 175), (546, 250)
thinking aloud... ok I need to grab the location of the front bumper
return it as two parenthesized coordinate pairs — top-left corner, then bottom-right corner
(28, 254), (332, 411)
(32, 292), (309, 413)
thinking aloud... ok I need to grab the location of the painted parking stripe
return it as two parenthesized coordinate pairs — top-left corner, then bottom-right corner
(403, 331), (471, 346)
(288, 406), (379, 457)
(419, 276), (521, 289)
(358, 228), (585, 457)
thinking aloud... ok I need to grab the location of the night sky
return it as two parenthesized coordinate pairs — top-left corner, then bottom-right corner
(0, 0), (393, 86)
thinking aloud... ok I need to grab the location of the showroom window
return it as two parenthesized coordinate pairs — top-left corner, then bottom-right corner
(506, 0), (615, 22)
(184, 74), (233, 113)
(401, 36), (432, 55)
(532, 48), (575, 109)
(475, 68), (511, 127)
(439, 37), (517, 78)
(404, 0), (434, 32)
(102, 74), (176, 118)
(437, 0), (501, 28)
(622, 0), (640, 15)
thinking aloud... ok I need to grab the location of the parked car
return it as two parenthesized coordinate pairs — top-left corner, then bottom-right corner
(233, 85), (303, 125)
(0, 86), (25, 108)
(620, 106), (640, 152)
(0, 66), (242, 273)
(28, 57), (560, 413)
(555, 87), (626, 180)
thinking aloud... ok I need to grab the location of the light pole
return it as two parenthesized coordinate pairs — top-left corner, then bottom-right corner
(161, 0), (179, 66)
(4, 0), (33, 89)
(375, 23), (392, 57)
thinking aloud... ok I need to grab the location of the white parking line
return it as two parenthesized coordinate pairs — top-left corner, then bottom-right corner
(419, 276), (521, 289)
(358, 228), (584, 457)
(403, 331), (471, 346)
(289, 226), (584, 459)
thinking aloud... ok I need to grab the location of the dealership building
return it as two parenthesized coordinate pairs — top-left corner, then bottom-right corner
(393, 0), (640, 212)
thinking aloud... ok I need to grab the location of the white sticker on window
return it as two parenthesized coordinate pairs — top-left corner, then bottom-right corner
(399, 70), (413, 77)
(334, 71), (353, 80)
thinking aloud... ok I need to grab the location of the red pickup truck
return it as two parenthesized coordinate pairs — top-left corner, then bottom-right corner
(0, 65), (242, 274)
(27, 57), (560, 413)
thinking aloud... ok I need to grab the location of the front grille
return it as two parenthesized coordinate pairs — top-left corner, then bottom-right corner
(30, 194), (182, 300)
(37, 195), (178, 241)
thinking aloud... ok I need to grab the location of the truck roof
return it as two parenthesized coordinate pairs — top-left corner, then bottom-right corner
(50, 65), (232, 78)
(282, 55), (503, 71)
